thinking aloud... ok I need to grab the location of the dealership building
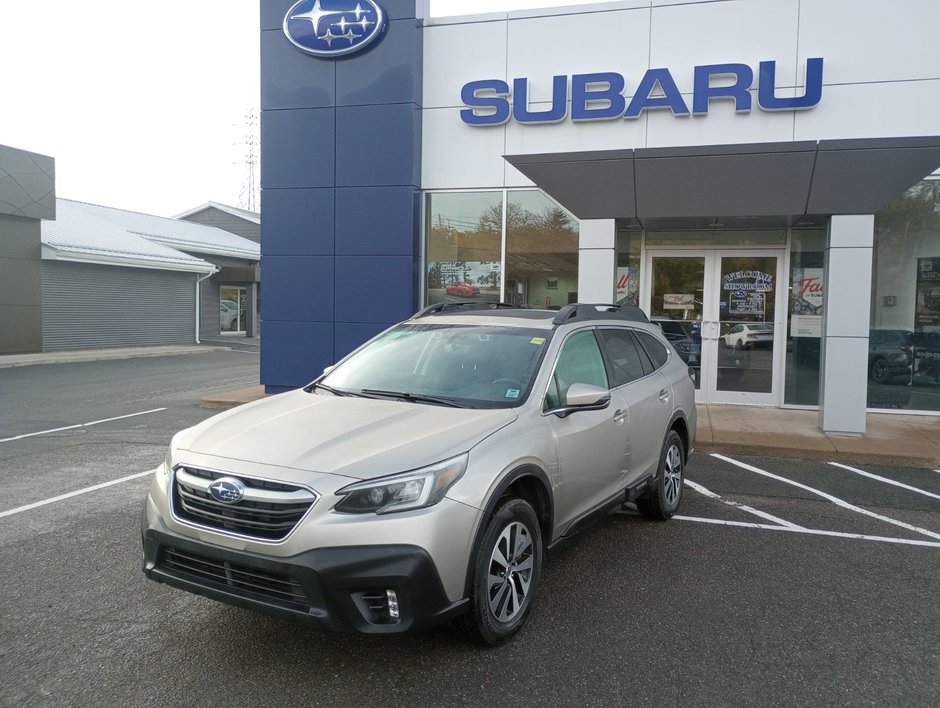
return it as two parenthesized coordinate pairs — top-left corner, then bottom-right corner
(260, 0), (940, 432)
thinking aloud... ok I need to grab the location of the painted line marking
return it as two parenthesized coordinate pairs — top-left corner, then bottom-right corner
(0, 408), (167, 443)
(674, 515), (940, 548)
(684, 478), (804, 529)
(711, 453), (940, 541)
(829, 462), (940, 501)
(0, 469), (155, 519)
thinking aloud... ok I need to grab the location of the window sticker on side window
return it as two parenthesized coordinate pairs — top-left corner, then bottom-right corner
(506, 389), (521, 398)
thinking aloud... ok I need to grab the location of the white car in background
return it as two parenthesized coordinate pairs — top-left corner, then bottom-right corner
(722, 323), (773, 349)
(220, 299), (239, 330)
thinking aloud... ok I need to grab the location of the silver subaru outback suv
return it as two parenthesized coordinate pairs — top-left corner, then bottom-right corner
(142, 302), (696, 645)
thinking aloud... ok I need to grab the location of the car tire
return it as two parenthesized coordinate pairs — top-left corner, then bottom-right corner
(637, 430), (684, 521)
(870, 358), (890, 383)
(462, 497), (542, 646)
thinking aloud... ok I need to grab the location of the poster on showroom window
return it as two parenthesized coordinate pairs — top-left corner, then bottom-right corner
(427, 261), (500, 304)
(790, 267), (824, 337)
(916, 257), (940, 328)
(722, 270), (772, 318)
(615, 267), (638, 306)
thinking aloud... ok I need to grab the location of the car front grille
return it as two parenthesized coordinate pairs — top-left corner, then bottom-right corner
(158, 546), (308, 609)
(171, 466), (318, 542)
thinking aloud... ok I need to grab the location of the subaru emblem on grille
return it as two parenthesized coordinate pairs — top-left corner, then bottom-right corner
(208, 477), (246, 504)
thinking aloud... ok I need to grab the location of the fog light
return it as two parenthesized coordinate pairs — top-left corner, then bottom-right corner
(387, 589), (400, 620)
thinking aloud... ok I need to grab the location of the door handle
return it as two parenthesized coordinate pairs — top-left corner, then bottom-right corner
(613, 408), (626, 423)
(658, 389), (670, 403)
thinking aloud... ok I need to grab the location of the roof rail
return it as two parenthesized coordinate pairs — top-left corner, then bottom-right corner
(551, 303), (650, 326)
(412, 301), (522, 319)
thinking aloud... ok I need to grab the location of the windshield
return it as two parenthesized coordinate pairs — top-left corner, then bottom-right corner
(319, 323), (552, 408)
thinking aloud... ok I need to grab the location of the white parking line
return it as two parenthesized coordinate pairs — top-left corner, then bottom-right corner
(0, 469), (155, 519)
(0, 408), (167, 443)
(828, 462), (940, 501)
(711, 453), (940, 541)
(684, 479), (804, 529)
(674, 515), (940, 548)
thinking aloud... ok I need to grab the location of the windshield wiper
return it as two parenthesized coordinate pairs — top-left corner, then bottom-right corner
(359, 389), (468, 408)
(308, 382), (362, 397)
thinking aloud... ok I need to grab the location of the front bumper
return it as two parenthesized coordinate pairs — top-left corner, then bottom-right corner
(142, 529), (468, 634)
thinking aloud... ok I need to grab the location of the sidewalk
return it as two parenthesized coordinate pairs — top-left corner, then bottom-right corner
(200, 386), (940, 468)
(0, 344), (229, 368)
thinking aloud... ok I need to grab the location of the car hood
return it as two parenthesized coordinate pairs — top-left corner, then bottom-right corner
(177, 389), (517, 480)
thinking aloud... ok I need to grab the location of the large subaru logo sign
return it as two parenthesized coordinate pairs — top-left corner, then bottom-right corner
(283, 0), (387, 58)
(208, 477), (246, 504)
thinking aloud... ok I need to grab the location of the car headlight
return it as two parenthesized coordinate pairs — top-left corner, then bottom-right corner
(333, 454), (468, 515)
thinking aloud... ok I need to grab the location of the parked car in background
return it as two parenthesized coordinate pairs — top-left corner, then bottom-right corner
(721, 323), (773, 349)
(445, 283), (480, 297)
(653, 317), (750, 384)
(868, 329), (913, 384)
(143, 303), (695, 645)
(220, 299), (239, 330)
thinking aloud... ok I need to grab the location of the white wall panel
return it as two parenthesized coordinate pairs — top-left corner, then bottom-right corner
(422, 108), (506, 189)
(506, 7), (651, 102)
(818, 335), (869, 434)
(646, 89), (797, 147)
(649, 0), (800, 88)
(799, 0), (940, 85)
(423, 21), (508, 109)
(794, 80), (940, 141)
(505, 163), (536, 188)
(505, 107), (648, 155)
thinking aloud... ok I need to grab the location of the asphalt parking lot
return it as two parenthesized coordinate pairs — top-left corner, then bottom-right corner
(1, 352), (938, 707)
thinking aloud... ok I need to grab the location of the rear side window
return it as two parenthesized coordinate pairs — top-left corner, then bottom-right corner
(598, 329), (647, 387)
(634, 331), (669, 371)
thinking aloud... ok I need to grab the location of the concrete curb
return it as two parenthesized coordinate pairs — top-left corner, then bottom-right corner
(0, 345), (230, 369)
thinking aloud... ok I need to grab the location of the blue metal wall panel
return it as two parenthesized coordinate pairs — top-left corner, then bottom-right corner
(261, 320), (334, 389)
(261, 188), (335, 256)
(261, 256), (335, 322)
(335, 18), (423, 106)
(261, 30), (336, 110)
(260, 0), (423, 392)
(261, 108), (336, 188)
(335, 186), (418, 256)
(335, 104), (421, 187)
(334, 255), (415, 324)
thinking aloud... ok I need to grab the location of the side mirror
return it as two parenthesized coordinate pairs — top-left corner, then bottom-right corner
(552, 383), (611, 417)
(566, 383), (611, 407)
(322, 365), (335, 376)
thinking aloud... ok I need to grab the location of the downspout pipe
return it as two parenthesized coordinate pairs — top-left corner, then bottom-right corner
(195, 268), (219, 344)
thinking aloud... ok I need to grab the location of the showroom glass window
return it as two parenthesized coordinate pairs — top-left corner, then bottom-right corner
(784, 226), (826, 406)
(425, 192), (502, 305)
(425, 190), (579, 308)
(870, 180), (940, 413)
(505, 191), (579, 309)
(615, 222), (642, 306)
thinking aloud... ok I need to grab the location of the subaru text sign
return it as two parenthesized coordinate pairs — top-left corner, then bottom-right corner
(283, 0), (387, 58)
(461, 58), (824, 125)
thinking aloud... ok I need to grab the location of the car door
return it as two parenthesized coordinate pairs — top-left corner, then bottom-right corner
(599, 328), (676, 483)
(544, 329), (627, 531)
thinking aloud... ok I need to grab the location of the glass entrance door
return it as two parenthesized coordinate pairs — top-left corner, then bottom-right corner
(643, 250), (785, 405)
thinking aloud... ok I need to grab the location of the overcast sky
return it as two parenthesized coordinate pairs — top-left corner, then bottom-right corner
(0, 1), (598, 217)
